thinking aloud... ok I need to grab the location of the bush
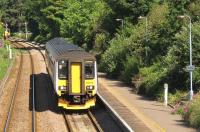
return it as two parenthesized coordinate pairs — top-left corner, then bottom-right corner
(138, 62), (168, 98)
(120, 56), (139, 84)
(157, 90), (187, 104)
(0, 24), (4, 37)
(13, 32), (32, 40)
(184, 94), (200, 128)
(172, 94), (200, 128)
(100, 23), (145, 77)
(100, 35), (130, 77)
(34, 35), (48, 43)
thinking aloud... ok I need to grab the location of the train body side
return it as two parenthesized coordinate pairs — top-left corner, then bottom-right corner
(45, 38), (97, 110)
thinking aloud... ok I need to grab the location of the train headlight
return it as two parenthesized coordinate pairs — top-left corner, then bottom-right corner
(86, 86), (94, 90)
(59, 86), (67, 91)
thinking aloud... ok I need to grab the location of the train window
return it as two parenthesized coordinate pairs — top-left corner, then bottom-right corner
(58, 60), (68, 79)
(85, 62), (94, 79)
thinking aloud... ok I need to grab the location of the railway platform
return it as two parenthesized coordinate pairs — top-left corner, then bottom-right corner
(98, 73), (197, 132)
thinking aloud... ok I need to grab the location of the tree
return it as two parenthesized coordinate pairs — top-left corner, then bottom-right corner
(0, 0), (32, 32)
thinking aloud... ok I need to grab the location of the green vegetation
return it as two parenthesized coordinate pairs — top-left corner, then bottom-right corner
(0, 43), (10, 80)
(0, 22), (10, 80)
(13, 32), (32, 40)
(0, 0), (200, 128)
(186, 94), (200, 128)
(172, 94), (200, 128)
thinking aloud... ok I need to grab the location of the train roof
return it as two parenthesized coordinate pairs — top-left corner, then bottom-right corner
(46, 38), (95, 60)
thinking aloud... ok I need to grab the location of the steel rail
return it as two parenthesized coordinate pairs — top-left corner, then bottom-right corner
(15, 41), (36, 132)
(62, 110), (74, 132)
(87, 110), (104, 132)
(4, 43), (23, 132)
(27, 43), (36, 132)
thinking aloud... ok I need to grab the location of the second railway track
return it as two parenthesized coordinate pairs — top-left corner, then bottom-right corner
(4, 41), (36, 132)
(4, 43), (23, 131)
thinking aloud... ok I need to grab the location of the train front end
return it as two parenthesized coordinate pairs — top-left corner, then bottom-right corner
(56, 59), (97, 110)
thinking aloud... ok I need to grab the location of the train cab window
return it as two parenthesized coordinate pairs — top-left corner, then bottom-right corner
(58, 60), (68, 79)
(85, 62), (94, 79)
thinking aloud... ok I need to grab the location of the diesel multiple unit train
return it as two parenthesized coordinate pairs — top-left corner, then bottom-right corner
(45, 38), (97, 109)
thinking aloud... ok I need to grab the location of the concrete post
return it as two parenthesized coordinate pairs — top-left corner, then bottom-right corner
(164, 83), (168, 107)
(9, 45), (12, 59)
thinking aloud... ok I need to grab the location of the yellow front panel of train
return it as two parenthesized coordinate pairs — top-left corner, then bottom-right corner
(71, 63), (81, 94)
(58, 80), (68, 86)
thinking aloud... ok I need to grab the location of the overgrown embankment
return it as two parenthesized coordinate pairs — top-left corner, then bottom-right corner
(171, 93), (200, 128)
(0, 24), (11, 81)
(0, 42), (11, 80)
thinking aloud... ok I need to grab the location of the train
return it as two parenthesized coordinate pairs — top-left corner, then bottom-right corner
(45, 38), (97, 110)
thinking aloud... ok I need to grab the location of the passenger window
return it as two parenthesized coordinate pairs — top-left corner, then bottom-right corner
(85, 62), (94, 79)
(58, 61), (68, 79)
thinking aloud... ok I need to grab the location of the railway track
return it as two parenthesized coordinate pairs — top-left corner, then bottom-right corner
(10, 39), (127, 132)
(4, 41), (36, 132)
(3, 43), (23, 131)
(15, 40), (105, 132)
(62, 110), (103, 132)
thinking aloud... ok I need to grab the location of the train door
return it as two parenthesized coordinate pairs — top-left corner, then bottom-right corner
(71, 62), (82, 94)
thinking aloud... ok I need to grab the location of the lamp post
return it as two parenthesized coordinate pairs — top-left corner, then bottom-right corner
(138, 16), (148, 42)
(178, 15), (194, 100)
(18, 13), (22, 38)
(138, 16), (148, 65)
(18, 23), (21, 38)
(116, 18), (124, 28)
(25, 22), (28, 40)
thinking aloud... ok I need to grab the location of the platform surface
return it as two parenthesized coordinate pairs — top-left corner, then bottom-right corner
(98, 73), (197, 132)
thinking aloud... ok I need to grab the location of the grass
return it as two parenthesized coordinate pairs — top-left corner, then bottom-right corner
(0, 42), (11, 80)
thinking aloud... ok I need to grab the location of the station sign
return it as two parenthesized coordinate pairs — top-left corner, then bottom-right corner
(0, 40), (3, 48)
(186, 65), (195, 72)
